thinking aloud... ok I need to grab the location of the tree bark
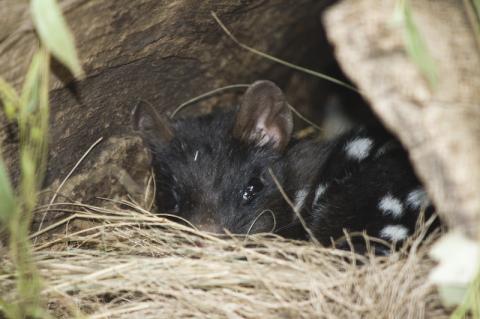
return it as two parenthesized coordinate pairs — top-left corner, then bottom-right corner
(0, 0), (330, 202)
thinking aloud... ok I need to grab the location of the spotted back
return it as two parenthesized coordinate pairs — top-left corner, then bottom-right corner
(288, 127), (437, 250)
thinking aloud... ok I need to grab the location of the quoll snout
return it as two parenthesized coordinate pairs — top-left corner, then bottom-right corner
(194, 218), (224, 234)
(132, 80), (439, 251)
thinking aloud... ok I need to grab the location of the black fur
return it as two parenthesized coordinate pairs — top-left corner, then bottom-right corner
(133, 80), (438, 250)
(149, 111), (292, 234)
(281, 127), (437, 248)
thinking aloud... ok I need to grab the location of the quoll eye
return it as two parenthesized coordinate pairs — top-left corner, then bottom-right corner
(242, 177), (264, 204)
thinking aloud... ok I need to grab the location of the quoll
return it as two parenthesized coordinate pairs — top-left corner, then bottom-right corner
(133, 80), (437, 252)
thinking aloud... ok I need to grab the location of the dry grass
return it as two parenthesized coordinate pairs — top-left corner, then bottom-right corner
(0, 201), (450, 319)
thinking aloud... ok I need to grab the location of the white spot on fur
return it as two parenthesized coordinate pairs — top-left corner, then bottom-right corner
(194, 150), (199, 162)
(294, 189), (308, 212)
(380, 225), (409, 241)
(345, 137), (373, 160)
(313, 184), (327, 204)
(406, 188), (428, 209)
(378, 194), (404, 218)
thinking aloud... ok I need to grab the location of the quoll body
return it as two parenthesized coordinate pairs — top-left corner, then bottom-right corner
(133, 80), (437, 250)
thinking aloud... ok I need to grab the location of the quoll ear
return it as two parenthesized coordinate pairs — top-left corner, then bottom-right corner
(132, 100), (174, 146)
(233, 80), (293, 150)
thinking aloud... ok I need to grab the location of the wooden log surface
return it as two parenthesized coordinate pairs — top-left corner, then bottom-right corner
(324, 0), (480, 238)
(0, 0), (331, 203)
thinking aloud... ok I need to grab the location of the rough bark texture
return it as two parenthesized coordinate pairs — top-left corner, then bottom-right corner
(324, 0), (480, 238)
(0, 0), (332, 207)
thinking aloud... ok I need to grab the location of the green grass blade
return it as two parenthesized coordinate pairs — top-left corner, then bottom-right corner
(0, 77), (19, 121)
(450, 270), (480, 319)
(30, 0), (84, 78)
(1, 0), (81, 316)
(2, 48), (51, 319)
(0, 159), (15, 224)
(19, 48), (50, 200)
(20, 51), (42, 118)
(473, 0), (480, 18)
(395, 0), (438, 88)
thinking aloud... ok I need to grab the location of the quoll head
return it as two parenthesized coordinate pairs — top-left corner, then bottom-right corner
(132, 81), (294, 234)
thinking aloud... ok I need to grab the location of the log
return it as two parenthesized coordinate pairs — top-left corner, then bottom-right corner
(0, 0), (331, 204)
(324, 0), (480, 238)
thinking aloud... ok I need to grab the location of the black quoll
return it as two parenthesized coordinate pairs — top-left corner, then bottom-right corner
(133, 80), (437, 252)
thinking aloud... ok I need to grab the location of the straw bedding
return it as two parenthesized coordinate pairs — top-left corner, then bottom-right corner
(1, 202), (450, 318)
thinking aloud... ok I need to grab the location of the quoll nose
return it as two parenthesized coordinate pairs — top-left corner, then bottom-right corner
(196, 223), (225, 234)
(190, 210), (228, 234)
